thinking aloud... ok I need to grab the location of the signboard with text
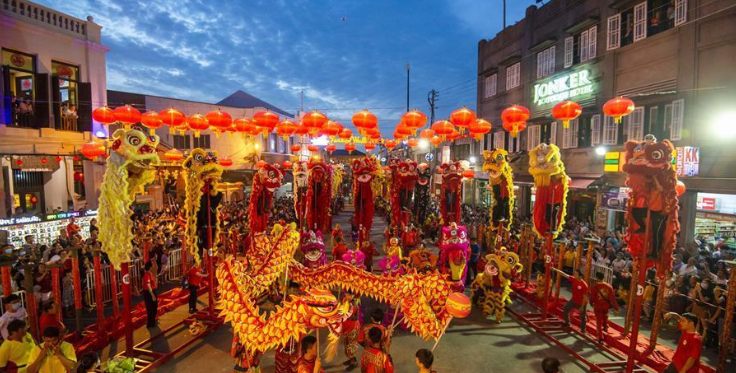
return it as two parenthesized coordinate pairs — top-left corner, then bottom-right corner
(675, 146), (699, 177)
(531, 64), (599, 112)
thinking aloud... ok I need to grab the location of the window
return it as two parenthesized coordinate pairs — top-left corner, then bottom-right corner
(670, 99), (684, 140)
(536, 46), (555, 78)
(493, 131), (505, 150)
(2, 49), (37, 127)
(648, 0), (679, 37)
(591, 115), (601, 146)
(675, 0), (687, 26)
(193, 134), (211, 149)
(580, 26), (597, 62)
(454, 144), (471, 161)
(173, 135), (191, 150)
(268, 133), (277, 152)
(508, 133), (521, 153)
(634, 2), (648, 42)
(564, 37), (574, 68)
(506, 63), (521, 90)
(527, 125), (541, 150)
(545, 122), (557, 144)
(625, 107), (645, 141)
(607, 14), (621, 50)
(484, 74), (497, 98)
(603, 116), (618, 145)
(52, 61), (80, 130)
(562, 119), (579, 149)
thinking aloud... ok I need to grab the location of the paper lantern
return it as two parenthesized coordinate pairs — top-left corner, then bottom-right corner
(393, 130), (405, 140)
(420, 129), (435, 139)
(218, 157), (233, 167)
(282, 160), (292, 169)
(55, 156), (62, 162)
(369, 131), (381, 140)
(253, 111), (279, 133)
(501, 105), (530, 138)
(502, 122), (527, 139)
(345, 143), (356, 153)
(326, 143), (337, 153)
(40, 158), (48, 164)
(552, 101), (582, 129)
(291, 144), (302, 152)
(446, 129), (461, 141)
(164, 149), (184, 162)
(206, 110), (233, 135)
(603, 97), (635, 123)
(396, 122), (413, 137)
(676, 180), (686, 196)
(29, 195), (38, 205)
(468, 119), (492, 140)
(276, 119), (298, 139)
(113, 105), (141, 126)
(81, 142), (105, 159)
(140, 111), (163, 135)
(352, 110), (378, 129)
(302, 111), (329, 134)
(365, 141), (376, 151)
(432, 120), (455, 136)
(402, 110), (427, 129)
(323, 121), (343, 137)
(307, 144), (319, 152)
(256, 160), (267, 169)
(385, 139), (397, 150)
(450, 107), (477, 129)
(407, 138), (419, 148)
(445, 292), (471, 318)
(234, 118), (258, 135)
(463, 169), (475, 179)
(92, 106), (116, 125)
(187, 113), (209, 138)
(430, 136), (443, 146)
(338, 128), (353, 140)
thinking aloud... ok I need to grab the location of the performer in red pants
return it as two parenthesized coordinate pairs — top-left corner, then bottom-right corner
(589, 272), (619, 343)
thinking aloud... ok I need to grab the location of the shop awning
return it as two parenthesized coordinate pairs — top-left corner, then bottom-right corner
(513, 174), (602, 189)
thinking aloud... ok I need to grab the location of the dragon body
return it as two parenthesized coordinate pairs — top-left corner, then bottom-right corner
(439, 162), (463, 225)
(483, 149), (515, 229)
(390, 159), (418, 228)
(471, 250), (523, 322)
(528, 144), (568, 239)
(352, 157), (377, 236)
(182, 149), (224, 263)
(306, 160), (332, 233)
(623, 135), (680, 272)
(293, 161), (309, 227)
(98, 129), (160, 269)
(438, 223), (470, 292)
(248, 163), (284, 234)
(413, 163), (432, 226)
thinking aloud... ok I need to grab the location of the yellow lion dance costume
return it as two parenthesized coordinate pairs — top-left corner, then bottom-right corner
(471, 248), (523, 323)
(483, 149), (515, 230)
(98, 129), (160, 269)
(528, 143), (569, 239)
(182, 149), (224, 263)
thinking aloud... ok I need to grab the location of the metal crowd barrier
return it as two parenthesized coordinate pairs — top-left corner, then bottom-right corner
(85, 259), (143, 306)
(0, 290), (27, 315)
(590, 263), (615, 285)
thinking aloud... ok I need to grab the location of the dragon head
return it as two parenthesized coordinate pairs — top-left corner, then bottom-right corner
(622, 135), (675, 175)
(183, 148), (223, 183)
(484, 249), (522, 283)
(441, 223), (469, 282)
(293, 161), (309, 188)
(109, 128), (161, 179)
(353, 157), (377, 184)
(483, 149), (510, 180)
(439, 162), (463, 186)
(416, 163), (431, 187)
(256, 163), (284, 193)
(302, 288), (341, 328)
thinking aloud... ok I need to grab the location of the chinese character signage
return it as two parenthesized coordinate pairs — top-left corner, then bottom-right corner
(676, 146), (699, 177)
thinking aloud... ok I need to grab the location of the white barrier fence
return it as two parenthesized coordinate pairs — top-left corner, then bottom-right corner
(0, 290), (27, 312)
(590, 263), (615, 285)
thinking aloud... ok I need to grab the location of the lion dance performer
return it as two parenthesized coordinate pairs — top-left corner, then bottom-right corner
(249, 163), (284, 234)
(300, 231), (327, 269)
(439, 222), (470, 292)
(352, 157), (377, 243)
(293, 161), (309, 227)
(471, 249), (523, 323)
(390, 159), (418, 229)
(439, 162), (463, 224)
(98, 129), (160, 269)
(413, 163), (432, 226)
(529, 143), (569, 238)
(483, 149), (515, 231)
(182, 149), (224, 263)
(306, 159), (333, 233)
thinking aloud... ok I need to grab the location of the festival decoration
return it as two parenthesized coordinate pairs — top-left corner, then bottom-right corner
(325, 143), (337, 153)
(93, 106), (116, 125)
(332, 164), (345, 198)
(294, 123), (309, 136)
(282, 160), (292, 169)
(323, 121), (343, 137)
(408, 246), (438, 273)
(552, 100), (582, 129)
(234, 118), (258, 137)
(113, 105), (142, 128)
(603, 97), (635, 123)
(439, 222), (470, 291)
(306, 159), (333, 232)
(182, 149), (224, 263)
(402, 110), (428, 129)
(300, 231), (327, 268)
(352, 110), (378, 130)
(365, 141), (376, 152)
(81, 141), (105, 159)
(253, 111), (279, 133)
(468, 118), (492, 140)
(390, 159), (418, 228)
(307, 144), (319, 152)
(218, 157), (234, 167)
(407, 138), (419, 148)
(462, 169), (475, 179)
(98, 129), (160, 269)
(291, 144), (302, 153)
(482, 149), (515, 230)
(275, 119), (297, 140)
(293, 161), (309, 227)
(345, 143), (356, 153)
(420, 129), (435, 139)
(302, 111), (328, 136)
(352, 157), (377, 241)
(676, 180), (686, 196)
(439, 162), (463, 224)
(446, 129), (461, 141)
(432, 120), (455, 137)
(396, 123), (413, 137)
(501, 105), (530, 138)
(140, 111), (163, 135)
(249, 162), (284, 234)
(445, 292), (471, 318)
(164, 149), (184, 162)
(206, 109), (233, 136)
(385, 140), (397, 150)
(449, 107), (477, 131)
(338, 128), (353, 140)
(529, 143), (568, 238)
(430, 136), (443, 147)
(470, 249), (523, 322)
(187, 113), (209, 138)
(413, 163), (432, 225)
(159, 108), (186, 134)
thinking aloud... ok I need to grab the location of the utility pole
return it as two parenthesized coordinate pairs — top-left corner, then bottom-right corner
(503, 0), (507, 29)
(427, 89), (438, 124)
(406, 63), (411, 112)
(300, 90), (304, 113)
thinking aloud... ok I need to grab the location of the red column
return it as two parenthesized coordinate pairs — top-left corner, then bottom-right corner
(1, 266), (12, 297)
(121, 262), (133, 357)
(71, 249), (83, 330)
(23, 264), (39, 339)
(92, 253), (105, 325)
(541, 235), (553, 320)
(181, 234), (189, 276)
(50, 266), (62, 323)
(110, 266), (119, 316)
(626, 211), (652, 373)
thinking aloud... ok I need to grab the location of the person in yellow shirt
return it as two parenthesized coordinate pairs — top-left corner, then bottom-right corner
(0, 319), (36, 373)
(563, 245), (577, 275)
(26, 326), (76, 373)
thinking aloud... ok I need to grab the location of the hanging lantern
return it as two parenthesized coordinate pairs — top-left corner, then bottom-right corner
(164, 149), (184, 162)
(291, 144), (302, 153)
(55, 156), (62, 162)
(113, 105), (142, 127)
(420, 129), (436, 139)
(81, 141), (106, 159)
(15, 159), (22, 166)
(369, 130), (382, 141)
(302, 110), (329, 136)
(140, 111), (164, 135)
(502, 121), (528, 139)
(159, 108), (186, 134)
(326, 143), (337, 153)
(338, 128), (353, 140)
(282, 160), (293, 169)
(393, 131), (405, 140)
(40, 158), (48, 164)
(365, 141), (376, 152)
(676, 180), (687, 196)
(218, 157), (234, 167)
(92, 106), (116, 125)
(276, 119), (298, 140)
(468, 119), (492, 140)
(462, 169), (476, 179)
(29, 195), (38, 205)
(253, 111), (279, 133)
(294, 123), (309, 136)
(345, 143), (356, 153)
(552, 101), (582, 129)
(187, 114), (209, 138)
(233, 118), (257, 136)
(322, 121), (343, 137)
(206, 109), (233, 136)
(256, 160), (267, 169)
(501, 105), (530, 138)
(352, 110), (378, 129)
(446, 129), (461, 141)
(603, 97), (635, 123)
(402, 110), (428, 129)
(431, 120), (455, 136)
(396, 122), (413, 137)
(385, 139), (397, 150)
(450, 107), (477, 130)
(407, 138), (419, 148)
(307, 144), (319, 152)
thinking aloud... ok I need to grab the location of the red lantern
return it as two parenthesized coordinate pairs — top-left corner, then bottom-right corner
(603, 97), (635, 123)
(253, 111), (279, 133)
(402, 110), (428, 129)
(469, 118), (492, 140)
(445, 292), (471, 318)
(92, 106), (116, 125)
(502, 121), (527, 139)
(676, 180), (686, 196)
(446, 129), (461, 141)
(338, 128), (353, 140)
(256, 160), (267, 169)
(352, 110), (378, 129)
(73, 156), (80, 162)
(302, 111), (329, 134)
(218, 157), (234, 167)
(294, 124), (309, 136)
(40, 158), (48, 164)
(552, 101), (582, 129)
(345, 143), (356, 153)
(450, 107), (477, 129)
(307, 144), (319, 152)
(430, 136), (443, 146)
(276, 119), (298, 139)
(164, 149), (184, 162)
(81, 141), (106, 159)
(113, 105), (141, 126)
(462, 169), (475, 179)
(323, 121), (343, 137)
(420, 129), (436, 139)
(15, 159), (22, 166)
(365, 141), (376, 152)
(206, 110), (233, 135)
(73, 172), (84, 182)
(282, 160), (293, 169)
(159, 107), (185, 126)
(140, 111), (164, 135)
(234, 118), (257, 135)
(501, 105), (530, 138)
(326, 143), (337, 153)
(291, 144), (302, 153)
(187, 113), (209, 138)
(29, 195), (38, 204)
(385, 139), (397, 150)
(407, 138), (419, 148)
(431, 120), (455, 136)
(396, 122), (413, 137)
(55, 156), (62, 162)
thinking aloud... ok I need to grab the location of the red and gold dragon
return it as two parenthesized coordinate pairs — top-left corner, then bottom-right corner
(248, 163), (284, 234)
(623, 134), (680, 272)
(352, 157), (377, 237)
(528, 143), (568, 239)
(390, 159), (418, 228)
(306, 159), (333, 233)
(439, 162), (463, 225)
(293, 160), (309, 227)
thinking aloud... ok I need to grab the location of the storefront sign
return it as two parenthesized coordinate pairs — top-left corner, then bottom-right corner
(698, 197), (716, 211)
(333, 136), (369, 144)
(697, 193), (736, 214)
(0, 216), (43, 226)
(533, 69), (594, 106)
(600, 187), (630, 211)
(604, 152), (626, 173)
(675, 146), (699, 177)
(0, 209), (98, 227)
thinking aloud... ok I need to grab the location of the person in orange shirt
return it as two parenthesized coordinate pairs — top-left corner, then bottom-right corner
(332, 237), (348, 262)
(360, 327), (393, 373)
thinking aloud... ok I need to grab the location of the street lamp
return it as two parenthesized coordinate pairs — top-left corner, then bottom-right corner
(713, 112), (736, 139)
(418, 139), (429, 150)
(469, 156), (477, 164)
(595, 146), (607, 156)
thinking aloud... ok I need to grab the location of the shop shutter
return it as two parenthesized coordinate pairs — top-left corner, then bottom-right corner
(34, 73), (49, 129)
(671, 99), (684, 141)
(77, 82), (92, 132)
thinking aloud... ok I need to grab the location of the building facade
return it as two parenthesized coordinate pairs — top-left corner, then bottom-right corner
(476, 0), (736, 246)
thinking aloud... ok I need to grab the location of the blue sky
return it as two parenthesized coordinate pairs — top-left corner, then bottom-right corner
(40, 0), (537, 134)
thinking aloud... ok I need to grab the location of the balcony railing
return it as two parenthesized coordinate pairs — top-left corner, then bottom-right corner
(1, 0), (87, 38)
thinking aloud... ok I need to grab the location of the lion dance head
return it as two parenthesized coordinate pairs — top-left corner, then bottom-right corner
(182, 148), (223, 263)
